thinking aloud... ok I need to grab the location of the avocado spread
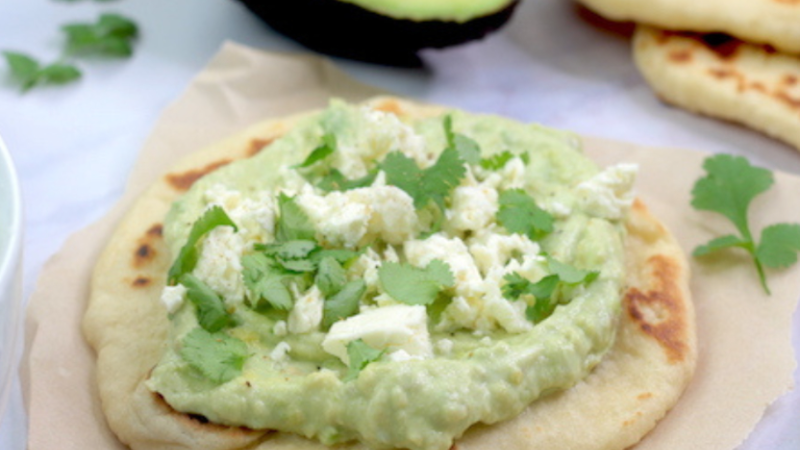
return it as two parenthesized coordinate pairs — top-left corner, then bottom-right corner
(147, 100), (636, 450)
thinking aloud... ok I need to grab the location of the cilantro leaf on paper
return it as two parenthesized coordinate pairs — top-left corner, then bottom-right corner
(180, 328), (249, 384)
(496, 189), (554, 240)
(2, 52), (81, 91)
(322, 280), (366, 329)
(180, 274), (236, 333)
(168, 206), (237, 285)
(344, 339), (384, 381)
(241, 253), (294, 311)
(295, 133), (336, 168)
(276, 193), (316, 242)
(691, 154), (800, 294)
(62, 13), (139, 57)
(378, 260), (454, 306)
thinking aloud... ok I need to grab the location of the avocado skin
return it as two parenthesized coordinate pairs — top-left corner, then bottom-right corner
(236, 0), (520, 66)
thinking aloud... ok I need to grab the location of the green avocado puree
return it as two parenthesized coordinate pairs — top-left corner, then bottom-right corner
(148, 101), (627, 450)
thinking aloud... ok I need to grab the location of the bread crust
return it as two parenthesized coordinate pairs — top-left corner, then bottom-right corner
(83, 97), (696, 450)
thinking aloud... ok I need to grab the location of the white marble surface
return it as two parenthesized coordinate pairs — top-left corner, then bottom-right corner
(0, 0), (798, 449)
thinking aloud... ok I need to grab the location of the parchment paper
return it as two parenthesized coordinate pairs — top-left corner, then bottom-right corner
(22, 42), (800, 450)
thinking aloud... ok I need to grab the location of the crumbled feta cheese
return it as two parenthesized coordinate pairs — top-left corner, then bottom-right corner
(468, 231), (542, 277)
(273, 320), (288, 337)
(192, 225), (246, 304)
(288, 285), (324, 334)
(203, 184), (276, 243)
(435, 339), (454, 356)
(322, 304), (433, 366)
(481, 157), (527, 190)
(160, 285), (186, 314)
(547, 200), (572, 218)
(350, 185), (418, 245)
(348, 247), (382, 294)
(446, 185), (499, 233)
(270, 341), (292, 364)
(404, 234), (484, 300)
(576, 163), (638, 220)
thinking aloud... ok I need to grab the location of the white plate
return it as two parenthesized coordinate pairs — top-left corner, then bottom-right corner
(0, 134), (23, 424)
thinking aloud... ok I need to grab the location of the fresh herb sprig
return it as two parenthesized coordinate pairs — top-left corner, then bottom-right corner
(691, 154), (800, 294)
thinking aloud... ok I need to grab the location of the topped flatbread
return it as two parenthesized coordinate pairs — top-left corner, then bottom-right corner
(83, 97), (696, 450)
(577, 0), (800, 55)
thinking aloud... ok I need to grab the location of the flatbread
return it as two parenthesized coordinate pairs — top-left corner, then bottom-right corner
(83, 97), (696, 450)
(633, 26), (800, 153)
(576, 0), (800, 55)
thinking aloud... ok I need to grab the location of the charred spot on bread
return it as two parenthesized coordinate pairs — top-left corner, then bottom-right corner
(166, 160), (232, 192)
(248, 138), (276, 157)
(625, 255), (690, 364)
(132, 276), (151, 288)
(147, 223), (164, 238)
(133, 243), (156, 267)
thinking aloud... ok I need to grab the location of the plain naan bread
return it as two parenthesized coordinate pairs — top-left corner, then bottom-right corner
(83, 97), (696, 450)
(577, 0), (800, 55)
(633, 26), (800, 152)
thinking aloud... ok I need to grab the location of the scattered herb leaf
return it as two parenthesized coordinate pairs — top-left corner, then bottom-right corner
(257, 239), (319, 272)
(496, 189), (554, 240)
(62, 13), (138, 57)
(480, 151), (516, 171)
(382, 148), (465, 211)
(315, 256), (347, 297)
(295, 133), (336, 168)
(316, 168), (378, 192)
(378, 260), (454, 306)
(167, 206), (237, 285)
(2, 52), (81, 91)
(241, 253), (294, 311)
(276, 193), (316, 242)
(322, 280), (366, 329)
(443, 115), (480, 165)
(180, 328), (248, 384)
(180, 274), (236, 333)
(691, 154), (800, 294)
(344, 339), (384, 381)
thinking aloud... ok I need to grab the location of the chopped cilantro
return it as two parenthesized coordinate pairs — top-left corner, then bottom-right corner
(691, 154), (800, 294)
(180, 328), (249, 384)
(344, 339), (384, 381)
(294, 133), (336, 168)
(480, 151), (525, 171)
(257, 239), (319, 272)
(310, 248), (362, 266)
(443, 115), (481, 165)
(2, 52), (81, 91)
(276, 193), (316, 242)
(241, 253), (294, 311)
(180, 274), (236, 333)
(503, 258), (598, 324)
(62, 13), (138, 57)
(382, 148), (465, 211)
(316, 168), (378, 192)
(496, 189), (554, 240)
(322, 280), (366, 329)
(378, 260), (454, 306)
(315, 256), (348, 297)
(167, 206), (237, 285)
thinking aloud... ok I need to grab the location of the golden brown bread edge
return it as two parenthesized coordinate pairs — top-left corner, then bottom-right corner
(83, 97), (696, 450)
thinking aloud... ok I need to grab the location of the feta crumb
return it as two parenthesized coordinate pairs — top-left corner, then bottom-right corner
(270, 341), (292, 364)
(468, 231), (542, 277)
(203, 184), (276, 243)
(446, 185), (499, 233)
(192, 225), (246, 304)
(288, 285), (324, 334)
(160, 285), (187, 314)
(273, 320), (288, 337)
(435, 339), (454, 356)
(322, 304), (433, 366)
(404, 234), (483, 299)
(576, 163), (638, 220)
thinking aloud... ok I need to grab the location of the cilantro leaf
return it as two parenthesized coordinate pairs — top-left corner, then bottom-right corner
(480, 151), (515, 171)
(295, 133), (336, 168)
(257, 239), (319, 272)
(316, 168), (378, 192)
(691, 154), (800, 294)
(180, 274), (236, 333)
(168, 206), (237, 285)
(180, 328), (248, 384)
(443, 115), (480, 165)
(496, 189), (554, 240)
(322, 280), (366, 329)
(756, 224), (800, 269)
(525, 275), (560, 324)
(547, 257), (599, 285)
(276, 193), (315, 242)
(378, 260), (454, 306)
(3, 52), (81, 91)
(62, 13), (138, 57)
(382, 148), (466, 212)
(344, 339), (384, 381)
(315, 256), (347, 297)
(310, 248), (362, 266)
(241, 253), (294, 311)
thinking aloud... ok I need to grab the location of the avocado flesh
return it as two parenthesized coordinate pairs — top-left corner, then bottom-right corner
(237, 0), (520, 66)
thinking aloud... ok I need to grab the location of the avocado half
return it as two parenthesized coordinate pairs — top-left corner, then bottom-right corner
(236, 0), (520, 66)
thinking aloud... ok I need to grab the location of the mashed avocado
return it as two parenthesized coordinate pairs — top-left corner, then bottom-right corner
(147, 101), (636, 450)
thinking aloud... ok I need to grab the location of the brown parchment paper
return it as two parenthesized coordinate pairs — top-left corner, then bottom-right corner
(22, 41), (800, 450)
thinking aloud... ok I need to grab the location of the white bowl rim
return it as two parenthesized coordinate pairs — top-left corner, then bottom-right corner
(0, 135), (22, 276)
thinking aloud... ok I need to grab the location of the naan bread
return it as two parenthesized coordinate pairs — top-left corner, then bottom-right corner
(633, 26), (800, 153)
(83, 97), (696, 450)
(577, 0), (800, 55)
